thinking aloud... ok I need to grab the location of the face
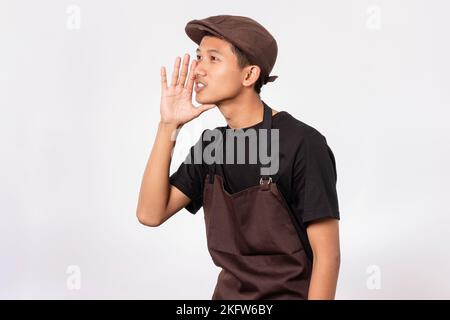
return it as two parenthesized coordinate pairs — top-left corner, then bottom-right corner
(194, 36), (248, 105)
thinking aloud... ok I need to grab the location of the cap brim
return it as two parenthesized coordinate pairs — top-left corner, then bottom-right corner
(185, 21), (224, 45)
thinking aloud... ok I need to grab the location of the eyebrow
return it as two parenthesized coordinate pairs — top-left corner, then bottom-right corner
(195, 48), (224, 56)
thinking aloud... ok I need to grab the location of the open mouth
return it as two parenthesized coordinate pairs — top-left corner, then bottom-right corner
(195, 82), (207, 93)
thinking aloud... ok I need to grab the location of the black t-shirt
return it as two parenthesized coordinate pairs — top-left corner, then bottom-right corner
(169, 110), (340, 227)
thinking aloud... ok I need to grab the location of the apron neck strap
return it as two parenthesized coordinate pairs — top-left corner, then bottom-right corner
(260, 100), (278, 183)
(261, 100), (273, 131)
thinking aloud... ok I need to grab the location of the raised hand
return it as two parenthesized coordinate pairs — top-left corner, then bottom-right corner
(160, 54), (216, 127)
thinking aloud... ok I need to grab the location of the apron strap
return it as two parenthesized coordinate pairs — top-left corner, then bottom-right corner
(207, 157), (216, 184)
(260, 100), (279, 184)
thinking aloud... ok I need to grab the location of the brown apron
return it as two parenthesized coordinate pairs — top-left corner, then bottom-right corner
(202, 101), (313, 300)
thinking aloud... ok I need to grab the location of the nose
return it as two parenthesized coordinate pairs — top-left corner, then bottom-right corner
(194, 60), (206, 78)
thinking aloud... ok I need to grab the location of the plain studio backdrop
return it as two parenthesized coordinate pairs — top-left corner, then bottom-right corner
(1, 0), (449, 299)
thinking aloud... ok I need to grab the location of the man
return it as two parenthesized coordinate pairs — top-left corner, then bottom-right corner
(136, 15), (340, 300)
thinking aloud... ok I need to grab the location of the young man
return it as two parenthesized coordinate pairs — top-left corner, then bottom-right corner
(136, 15), (341, 300)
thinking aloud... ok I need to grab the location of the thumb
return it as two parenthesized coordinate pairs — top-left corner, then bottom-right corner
(196, 104), (217, 116)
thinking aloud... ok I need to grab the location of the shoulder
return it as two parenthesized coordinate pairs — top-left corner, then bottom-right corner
(274, 111), (328, 145)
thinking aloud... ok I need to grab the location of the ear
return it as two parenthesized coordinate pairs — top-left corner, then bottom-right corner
(242, 65), (261, 88)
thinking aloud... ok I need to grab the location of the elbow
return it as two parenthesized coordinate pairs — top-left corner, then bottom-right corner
(332, 252), (341, 271)
(136, 209), (163, 227)
(334, 252), (341, 271)
(333, 251), (341, 267)
(312, 250), (341, 268)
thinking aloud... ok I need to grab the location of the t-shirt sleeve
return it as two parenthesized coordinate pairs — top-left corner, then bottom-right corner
(169, 130), (207, 214)
(291, 130), (340, 225)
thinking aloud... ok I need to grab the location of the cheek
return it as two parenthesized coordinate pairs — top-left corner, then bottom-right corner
(214, 66), (242, 89)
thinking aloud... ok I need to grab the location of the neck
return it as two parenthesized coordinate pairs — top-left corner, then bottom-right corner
(216, 92), (264, 129)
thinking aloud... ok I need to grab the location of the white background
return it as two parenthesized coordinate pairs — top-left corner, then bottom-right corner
(1, 0), (449, 299)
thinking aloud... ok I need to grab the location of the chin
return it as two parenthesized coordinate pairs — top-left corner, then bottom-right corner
(195, 94), (218, 105)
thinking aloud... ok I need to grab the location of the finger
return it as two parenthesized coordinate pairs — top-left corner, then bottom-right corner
(160, 66), (168, 91)
(170, 56), (181, 87)
(185, 59), (197, 93)
(177, 54), (190, 87)
(196, 104), (217, 116)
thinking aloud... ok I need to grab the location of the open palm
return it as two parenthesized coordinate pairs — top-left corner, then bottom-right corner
(160, 54), (216, 127)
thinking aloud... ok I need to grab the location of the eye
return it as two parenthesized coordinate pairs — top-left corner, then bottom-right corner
(196, 55), (218, 62)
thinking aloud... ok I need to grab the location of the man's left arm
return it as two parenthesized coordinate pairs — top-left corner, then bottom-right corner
(306, 217), (341, 300)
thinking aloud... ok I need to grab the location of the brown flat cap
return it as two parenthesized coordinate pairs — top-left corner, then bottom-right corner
(185, 15), (278, 85)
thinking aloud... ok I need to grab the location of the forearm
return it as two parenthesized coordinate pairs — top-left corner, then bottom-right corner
(136, 121), (181, 224)
(307, 255), (340, 300)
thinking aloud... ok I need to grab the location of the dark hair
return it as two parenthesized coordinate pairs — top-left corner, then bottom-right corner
(202, 32), (263, 95)
(229, 44), (263, 95)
